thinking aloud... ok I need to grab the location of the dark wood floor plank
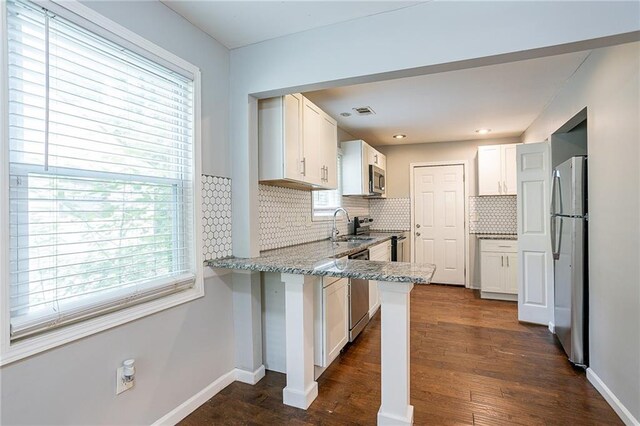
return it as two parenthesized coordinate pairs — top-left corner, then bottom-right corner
(180, 285), (622, 425)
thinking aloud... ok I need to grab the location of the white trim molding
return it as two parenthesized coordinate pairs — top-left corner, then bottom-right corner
(235, 365), (266, 385)
(152, 369), (237, 426)
(587, 368), (639, 426)
(409, 160), (471, 288)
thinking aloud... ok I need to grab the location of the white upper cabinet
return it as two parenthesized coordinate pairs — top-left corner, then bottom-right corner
(478, 144), (518, 195)
(259, 93), (337, 190)
(341, 139), (386, 197)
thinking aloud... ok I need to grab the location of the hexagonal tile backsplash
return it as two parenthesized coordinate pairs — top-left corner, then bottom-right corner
(469, 195), (517, 234)
(369, 198), (411, 231)
(201, 174), (232, 261)
(259, 184), (369, 251)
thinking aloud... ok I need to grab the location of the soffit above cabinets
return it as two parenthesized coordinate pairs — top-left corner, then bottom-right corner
(161, 1), (422, 49)
(304, 51), (590, 146)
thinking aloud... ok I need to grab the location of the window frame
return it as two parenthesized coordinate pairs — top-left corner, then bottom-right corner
(0, 0), (204, 366)
(312, 150), (343, 221)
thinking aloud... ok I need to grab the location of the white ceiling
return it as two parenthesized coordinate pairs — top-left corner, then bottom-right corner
(304, 51), (590, 146)
(161, 1), (422, 49)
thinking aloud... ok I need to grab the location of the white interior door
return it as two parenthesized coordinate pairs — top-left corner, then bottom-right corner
(413, 165), (465, 285)
(517, 142), (554, 325)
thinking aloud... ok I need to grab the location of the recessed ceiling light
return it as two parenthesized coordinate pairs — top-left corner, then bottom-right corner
(340, 112), (351, 117)
(393, 134), (407, 139)
(475, 128), (491, 135)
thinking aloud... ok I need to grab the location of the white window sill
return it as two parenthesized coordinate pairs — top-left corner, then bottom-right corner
(0, 278), (205, 366)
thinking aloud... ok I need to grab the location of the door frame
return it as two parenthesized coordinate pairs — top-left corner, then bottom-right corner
(409, 161), (470, 288)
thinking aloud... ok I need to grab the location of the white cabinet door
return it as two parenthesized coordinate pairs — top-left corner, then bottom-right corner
(369, 241), (390, 316)
(478, 145), (502, 195)
(283, 94), (304, 180)
(368, 281), (379, 316)
(323, 278), (349, 366)
(502, 144), (518, 195)
(302, 98), (324, 186)
(504, 253), (518, 294)
(320, 114), (338, 189)
(378, 152), (386, 171)
(481, 252), (504, 293)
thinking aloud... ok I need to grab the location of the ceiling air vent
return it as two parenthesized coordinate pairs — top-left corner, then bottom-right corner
(352, 106), (376, 116)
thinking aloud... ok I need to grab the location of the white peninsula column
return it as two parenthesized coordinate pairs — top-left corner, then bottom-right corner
(377, 281), (414, 425)
(281, 273), (318, 409)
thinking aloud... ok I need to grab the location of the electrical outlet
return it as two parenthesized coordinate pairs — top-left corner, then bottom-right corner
(116, 366), (134, 395)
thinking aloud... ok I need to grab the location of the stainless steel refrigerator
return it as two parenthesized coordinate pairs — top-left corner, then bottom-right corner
(551, 156), (588, 367)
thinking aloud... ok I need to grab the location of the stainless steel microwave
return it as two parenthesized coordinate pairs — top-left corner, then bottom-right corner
(369, 164), (385, 196)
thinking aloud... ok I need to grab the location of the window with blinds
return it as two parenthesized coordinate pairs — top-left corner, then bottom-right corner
(6, 0), (197, 340)
(312, 154), (342, 217)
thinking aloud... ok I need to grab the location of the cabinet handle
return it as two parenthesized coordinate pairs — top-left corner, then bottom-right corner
(506, 256), (509, 267)
(501, 256), (504, 267)
(301, 158), (306, 176)
(498, 181), (502, 194)
(503, 181), (507, 193)
(374, 154), (378, 164)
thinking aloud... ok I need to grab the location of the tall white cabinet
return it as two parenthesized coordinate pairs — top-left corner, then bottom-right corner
(478, 144), (518, 195)
(259, 93), (337, 190)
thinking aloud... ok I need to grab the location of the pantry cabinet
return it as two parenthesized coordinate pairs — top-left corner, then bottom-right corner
(478, 144), (518, 195)
(259, 93), (337, 190)
(480, 239), (518, 300)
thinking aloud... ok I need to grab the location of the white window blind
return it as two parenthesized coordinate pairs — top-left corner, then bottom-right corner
(7, 0), (197, 340)
(312, 154), (342, 217)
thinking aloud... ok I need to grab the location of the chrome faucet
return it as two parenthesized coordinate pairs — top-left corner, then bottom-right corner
(331, 208), (350, 242)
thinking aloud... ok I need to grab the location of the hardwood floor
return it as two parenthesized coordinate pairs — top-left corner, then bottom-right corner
(180, 285), (621, 425)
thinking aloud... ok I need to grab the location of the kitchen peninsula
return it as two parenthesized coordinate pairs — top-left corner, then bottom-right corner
(208, 235), (435, 425)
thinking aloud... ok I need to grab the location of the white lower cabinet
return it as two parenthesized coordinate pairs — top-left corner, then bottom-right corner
(368, 241), (391, 316)
(480, 239), (518, 300)
(314, 276), (349, 369)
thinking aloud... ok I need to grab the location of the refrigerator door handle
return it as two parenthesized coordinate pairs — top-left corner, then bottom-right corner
(551, 215), (561, 260)
(550, 169), (560, 215)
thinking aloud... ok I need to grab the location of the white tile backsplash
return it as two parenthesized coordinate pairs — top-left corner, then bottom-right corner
(370, 198), (411, 231)
(201, 175), (233, 261)
(469, 195), (517, 234)
(259, 185), (370, 250)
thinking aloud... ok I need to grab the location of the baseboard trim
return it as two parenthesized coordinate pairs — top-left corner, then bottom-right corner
(234, 365), (266, 385)
(548, 322), (555, 334)
(152, 369), (236, 425)
(587, 368), (639, 426)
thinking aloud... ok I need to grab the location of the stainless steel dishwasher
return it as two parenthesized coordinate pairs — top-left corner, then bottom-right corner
(348, 249), (370, 342)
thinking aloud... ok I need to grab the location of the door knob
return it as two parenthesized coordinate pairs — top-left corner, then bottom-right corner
(416, 224), (421, 228)
(415, 232), (421, 237)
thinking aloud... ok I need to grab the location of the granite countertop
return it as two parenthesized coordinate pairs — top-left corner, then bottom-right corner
(206, 232), (435, 284)
(475, 234), (518, 240)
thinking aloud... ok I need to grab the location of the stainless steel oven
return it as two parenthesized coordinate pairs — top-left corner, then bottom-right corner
(369, 164), (385, 196)
(348, 249), (370, 342)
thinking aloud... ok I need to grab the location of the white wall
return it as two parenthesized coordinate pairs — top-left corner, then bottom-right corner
(229, 0), (640, 257)
(376, 137), (520, 199)
(523, 42), (640, 423)
(0, 2), (236, 424)
(376, 137), (519, 287)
